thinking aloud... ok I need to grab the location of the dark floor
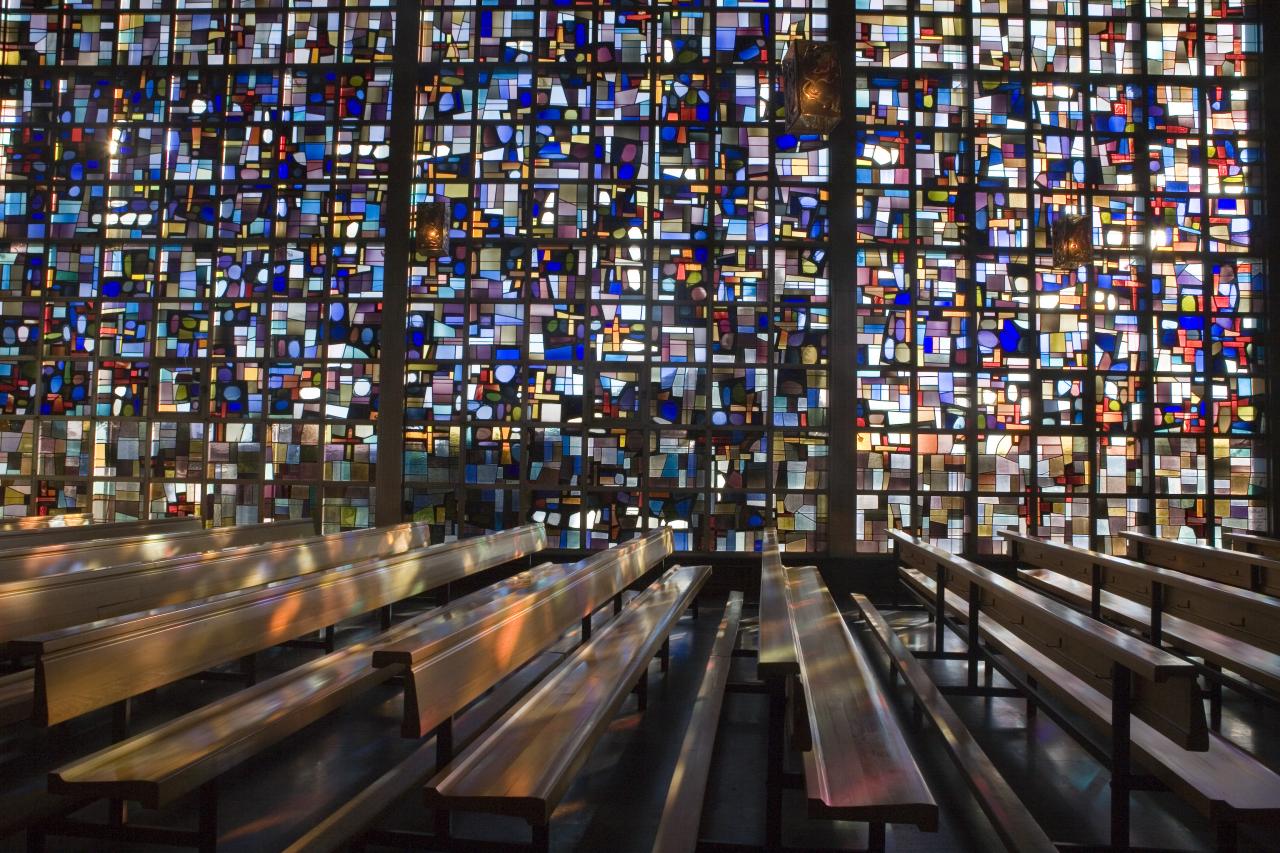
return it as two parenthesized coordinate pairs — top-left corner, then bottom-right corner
(2, 592), (1277, 852)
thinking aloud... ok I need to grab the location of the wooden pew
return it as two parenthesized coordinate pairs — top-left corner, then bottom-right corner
(424, 564), (709, 852)
(894, 546), (1280, 848)
(1003, 531), (1280, 701)
(0, 515), (201, 551)
(14, 524), (546, 727)
(0, 518), (314, 584)
(374, 527), (674, 738)
(892, 530), (1206, 751)
(48, 539), (628, 851)
(758, 527), (798, 680)
(785, 565), (937, 845)
(1225, 531), (1280, 563)
(1122, 530), (1280, 598)
(0, 511), (88, 531)
(0, 520), (430, 645)
(280, 531), (676, 853)
(652, 592), (744, 853)
(850, 594), (1056, 853)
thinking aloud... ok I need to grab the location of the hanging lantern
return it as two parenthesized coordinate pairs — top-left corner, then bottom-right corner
(415, 201), (449, 256)
(782, 40), (842, 135)
(1052, 212), (1092, 270)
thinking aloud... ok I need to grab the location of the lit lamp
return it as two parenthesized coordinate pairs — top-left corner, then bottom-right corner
(1051, 211), (1092, 270)
(415, 200), (450, 256)
(782, 40), (842, 135)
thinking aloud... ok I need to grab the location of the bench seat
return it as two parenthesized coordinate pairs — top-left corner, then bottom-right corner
(652, 592), (744, 853)
(1019, 567), (1280, 695)
(425, 564), (709, 827)
(899, 567), (1280, 827)
(786, 565), (937, 830)
(851, 593), (1056, 853)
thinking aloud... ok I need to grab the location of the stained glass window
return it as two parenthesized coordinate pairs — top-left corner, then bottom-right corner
(851, 0), (1266, 554)
(408, 1), (832, 551)
(0, 1), (393, 528)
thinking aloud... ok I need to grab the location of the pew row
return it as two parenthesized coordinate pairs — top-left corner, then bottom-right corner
(46, 532), (673, 851)
(896, 564), (1280, 848)
(1003, 531), (1280, 703)
(891, 530), (1207, 752)
(0, 518), (315, 584)
(424, 564), (708, 851)
(1122, 530), (1280, 598)
(0, 519), (431, 645)
(373, 528), (674, 738)
(0, 515), (201, 552)
(1226, 531), (1280, 562)
(651, 592), (744, 853)
(282, 531), (677, 853)
(786, 564), (938, 840)
(0, 511), (87, 532)
(14, 524), (546, 727)
(850, 594), (1057, 853)
(757, 527), (798, 680)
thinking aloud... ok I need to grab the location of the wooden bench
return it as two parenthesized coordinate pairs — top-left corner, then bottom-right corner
(0, 519), (430, 644)
(652, 592), (744, 853)
(281, 531), (676, 853)
(47, 533), (644, 852)
(850, 594), (1056, 853)
(758, 527), (798, 680)
(0, 518), (315, 584)
(1003, 531), (1280, 710)
(894, 545), (1280, 849)
(13, 524), (546, 727)
(786, 565), (937, 848)
(374, 527), (674, 738)
(0, 510), (87, 531)
(1226, 531), (1280, 562)
(422, 564), (708, 852)
(893, 530), (1207, 751)
(0, 515), (202, 552)
(1122, 530), (1280, 598)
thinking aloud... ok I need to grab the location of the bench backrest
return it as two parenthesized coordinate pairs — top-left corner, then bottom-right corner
(0, 516), (202, 552)
(23, 524), (546, 725)
(785, 564), (937, 828)
(1225, 531), (1280, 562)
(0, 511), (88, 531)
(0, 518), (315, 582)
(373, 527), (674, 737)
(1003, 531), (1280, 655)
(758, 527), (798, 679)
(0, 520), (431, 643)
(891, 530), (1207, 751)
(1121, 531), (1280, 597)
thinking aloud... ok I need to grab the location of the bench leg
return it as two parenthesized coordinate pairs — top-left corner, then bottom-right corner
(25, 828), (44, 853)
(867, 822), (886, 853)
(530, 822), (550, 853)
(1110, 664), (1133, 852)
(659, 638), (670, 673)
(198, 779), (218, 853)
(379, 604), (393, 631)
(1206, 662), (1223, 730)
(240, 653), (257, 686)
(634, 670), (649, 711)
(323, 625), (336, 653)
(765, 679), (785, 850)
(691, 597), (699, 619)
(433, 807), (451, 842)
(613, 594), (623, 616)
(1025, 676), (1038, 723)
(581, 615), (592, 643)
(1214, 819), (1238, 853)
(434, 717), (454, 773)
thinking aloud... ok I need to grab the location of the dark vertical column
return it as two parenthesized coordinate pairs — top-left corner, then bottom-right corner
(1264, 12), (1280, 537)
(825, 1), (857, 559)
(374, 0), (421, 527)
